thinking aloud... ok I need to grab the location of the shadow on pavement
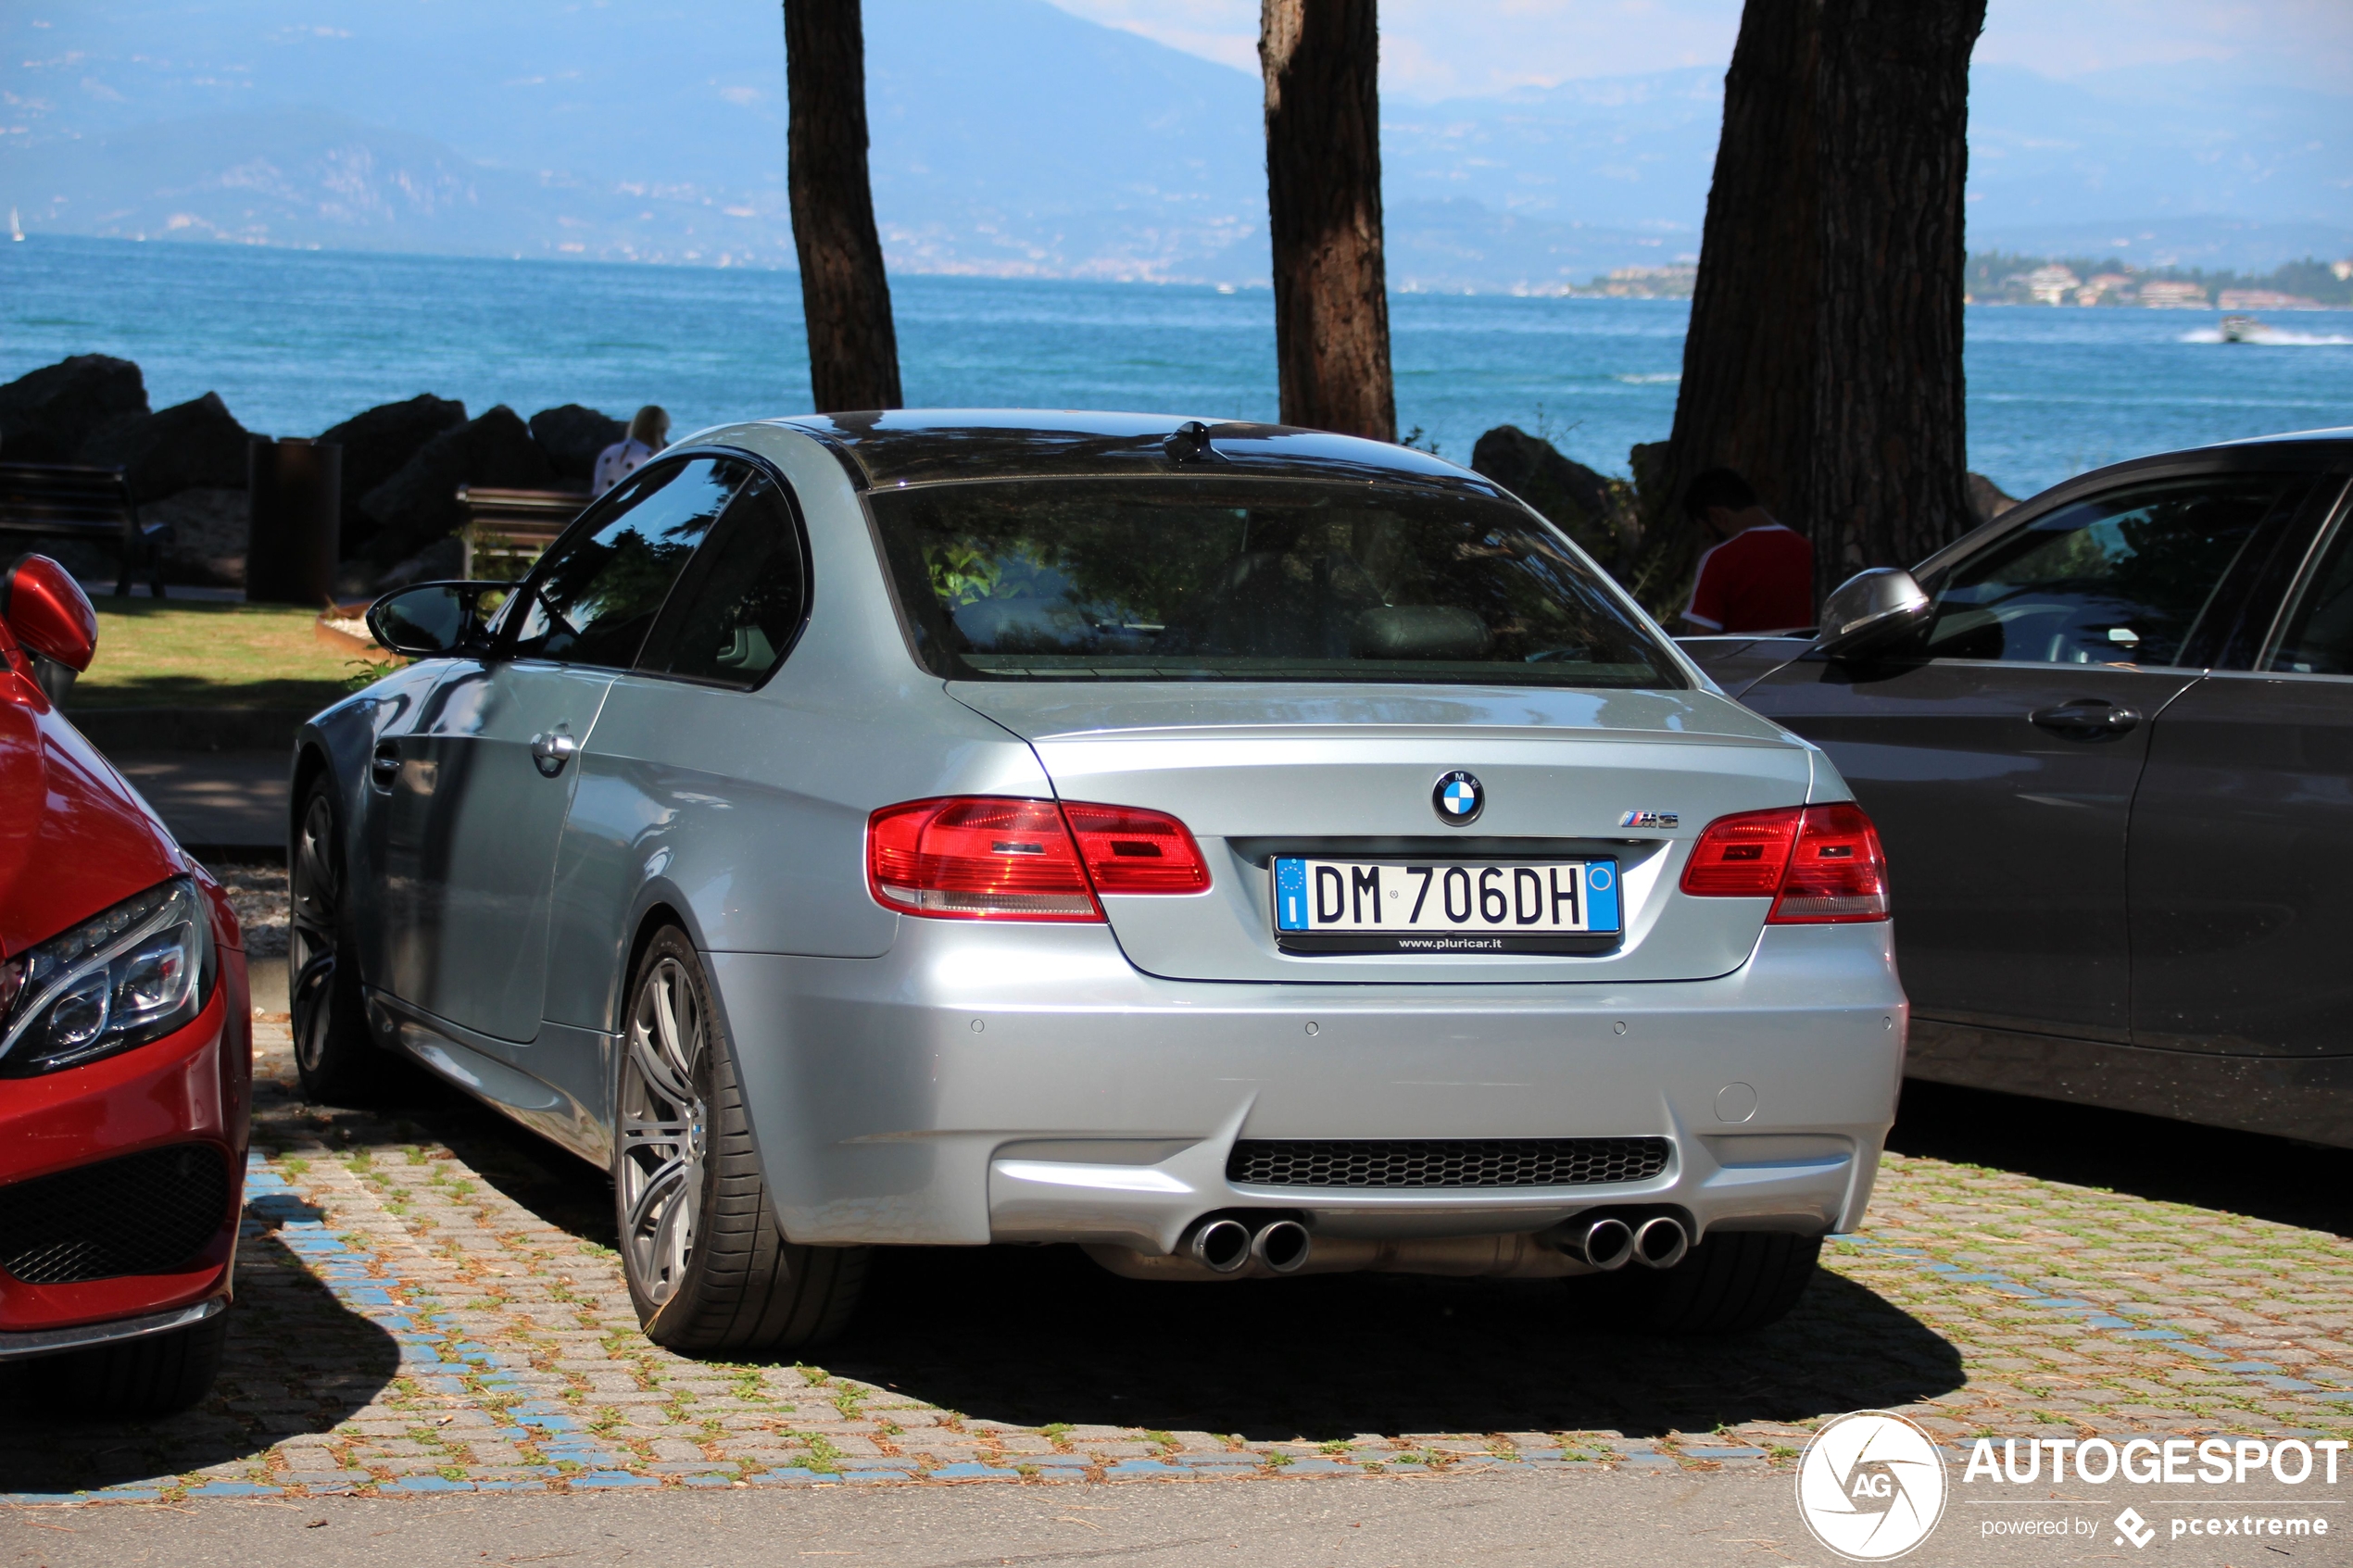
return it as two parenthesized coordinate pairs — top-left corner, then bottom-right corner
(0, 1198), (400, 1494)
(324, 1077), (1965, 1443)
(1890, 1079), (2353, 1238)
(817, 1242), (1962, 1442)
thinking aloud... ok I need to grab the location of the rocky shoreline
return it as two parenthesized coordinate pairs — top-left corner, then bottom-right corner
(2, 352), (2019, 608)
(0, 354), (627, 596)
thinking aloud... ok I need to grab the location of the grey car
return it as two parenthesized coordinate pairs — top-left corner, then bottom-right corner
(1683, 427), (2353, 1149)
(293, 412), (1905, 1352)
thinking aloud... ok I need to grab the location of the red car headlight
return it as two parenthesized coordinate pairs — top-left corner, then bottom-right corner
(0, 876), (215, 1076)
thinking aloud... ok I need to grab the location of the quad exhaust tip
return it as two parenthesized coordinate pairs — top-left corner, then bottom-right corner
(1567, 1214), (1688, 1271)
(1251, 1218), (1312, 1274)
(1186, 1215), (1313, 1275)
(1188, 1217), (1252, 1273)
(1576, 1216), (1635, 1272)
(1632, 1215), (1690, 1270)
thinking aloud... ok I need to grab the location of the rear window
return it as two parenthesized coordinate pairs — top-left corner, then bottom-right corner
(866, 478), (1684, 688)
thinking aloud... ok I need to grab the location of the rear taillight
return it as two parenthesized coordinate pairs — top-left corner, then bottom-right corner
(869, 797), (1099, 921)
(867, 797), (1210, 921)
(1062, 803), (1212, 895)
(1679, 807), (1801, 897)
(1768, 802), (1889, 922)
(1680, 803), (1889, 924)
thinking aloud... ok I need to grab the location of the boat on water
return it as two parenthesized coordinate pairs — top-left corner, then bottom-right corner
(2221, 315), (2266, 343)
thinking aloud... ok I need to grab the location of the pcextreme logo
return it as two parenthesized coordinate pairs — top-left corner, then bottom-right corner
(1796, 1411), (1950, 1561)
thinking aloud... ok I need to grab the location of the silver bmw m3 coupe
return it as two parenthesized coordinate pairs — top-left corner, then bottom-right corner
(296, 412), (1905, 1351)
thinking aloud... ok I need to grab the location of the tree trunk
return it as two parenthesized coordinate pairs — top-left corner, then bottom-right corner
(1649, 0), (1982, 616)
(784, 0), (902, 414)
(1646, 3), (1824, 612)
(1808, 0), (1981, 597)
(1262, 0), (1395, 442)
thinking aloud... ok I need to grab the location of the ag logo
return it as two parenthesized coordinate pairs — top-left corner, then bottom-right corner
(1795, 1411), (1949, 1562)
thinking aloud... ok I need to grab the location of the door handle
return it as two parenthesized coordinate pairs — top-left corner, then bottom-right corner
(2030, 700), (2142, 739)
(530, 730), (579, 777)
(370, 740), (401, 789)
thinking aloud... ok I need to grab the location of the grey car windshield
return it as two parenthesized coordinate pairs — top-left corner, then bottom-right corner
(868, 478), (1684, 687)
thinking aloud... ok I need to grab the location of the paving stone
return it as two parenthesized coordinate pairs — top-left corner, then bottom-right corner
(7, 959), (2344, 1505)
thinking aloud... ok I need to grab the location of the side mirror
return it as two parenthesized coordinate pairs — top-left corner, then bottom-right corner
(1814, 567), (1930, 659)
(2, 554), (98, 672)
(366, 581), (509, 659)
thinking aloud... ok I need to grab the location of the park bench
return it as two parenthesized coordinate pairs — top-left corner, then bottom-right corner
(457, 483), (590, 580)
(0, 461), (167, 596)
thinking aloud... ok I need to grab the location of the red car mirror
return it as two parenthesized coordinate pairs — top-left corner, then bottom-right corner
(2, 554), (100, 673)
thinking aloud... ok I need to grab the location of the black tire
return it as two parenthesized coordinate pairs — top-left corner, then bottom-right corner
(26, 1310), (230, 1420)
(1567, 1231), (1822, 1336)
(614, 927), (868, 1352)
(289, 777), (394, 1107)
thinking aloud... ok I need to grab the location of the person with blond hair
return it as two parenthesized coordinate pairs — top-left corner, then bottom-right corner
(593, 405), (672, 496)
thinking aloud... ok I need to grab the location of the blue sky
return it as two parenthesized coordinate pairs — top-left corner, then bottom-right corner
(1047, 0), (2353, 98)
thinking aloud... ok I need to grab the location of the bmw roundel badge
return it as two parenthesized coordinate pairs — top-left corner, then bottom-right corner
(1432, 770), (1484, 826)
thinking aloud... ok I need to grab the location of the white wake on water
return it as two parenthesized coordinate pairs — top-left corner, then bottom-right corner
(2180, 327), (2353, 346)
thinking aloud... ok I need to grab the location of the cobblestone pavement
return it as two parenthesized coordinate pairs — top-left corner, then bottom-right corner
(4, 872), (2348, 1502)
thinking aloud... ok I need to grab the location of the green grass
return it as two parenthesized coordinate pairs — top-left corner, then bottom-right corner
(65, 598), (384, 710)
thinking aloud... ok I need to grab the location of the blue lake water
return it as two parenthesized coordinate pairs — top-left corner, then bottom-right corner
(4, 235), (2348, 504)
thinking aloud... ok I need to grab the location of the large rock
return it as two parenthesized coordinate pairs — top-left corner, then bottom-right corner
(1470, 425), (1624, 565)
(78, 391), (251, 503)
(530, 404), (627, 483)
(0, 355), (148, 464)
(145, 487), (251, 587)
(318, 395), (467, 555)
(376, 534), (465, 591)
(360, 404), (555, 566)
(1968, 472), (2020, 527)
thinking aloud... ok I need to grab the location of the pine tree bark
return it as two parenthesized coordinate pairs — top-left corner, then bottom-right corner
(1651, 0), (1982, 613)
(1809, 0), (1980, 594)
(1262, 0), (1395, 442)
(784, 0), (902, 414)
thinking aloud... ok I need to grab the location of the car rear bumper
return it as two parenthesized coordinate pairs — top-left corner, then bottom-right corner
(0, 950), (252, 1341)
(711, 922), (1906, 1252)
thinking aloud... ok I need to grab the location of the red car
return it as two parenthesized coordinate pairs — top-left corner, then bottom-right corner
(0, 555), (251, 1416)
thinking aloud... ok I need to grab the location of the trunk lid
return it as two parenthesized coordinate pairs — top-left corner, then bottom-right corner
(949, 683), (1819, 985)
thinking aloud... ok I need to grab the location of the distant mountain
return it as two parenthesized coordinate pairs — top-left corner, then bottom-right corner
(2, 0), (2344, 282)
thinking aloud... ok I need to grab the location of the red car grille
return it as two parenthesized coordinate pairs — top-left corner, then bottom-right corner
(0, 1144), (229, 1285)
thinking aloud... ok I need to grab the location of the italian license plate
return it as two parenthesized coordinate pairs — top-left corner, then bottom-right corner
(1271, 858), (1621, 955)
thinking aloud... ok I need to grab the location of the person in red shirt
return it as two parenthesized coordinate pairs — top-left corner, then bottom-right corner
(1678, 467), (1815, 634)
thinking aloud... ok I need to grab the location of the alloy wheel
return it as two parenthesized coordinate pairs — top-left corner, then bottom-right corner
(619, 956), (709, 1307)
(289, 790), (342, 1074)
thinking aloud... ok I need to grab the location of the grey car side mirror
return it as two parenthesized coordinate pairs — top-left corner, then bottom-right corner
(1813, 567), (1931, 659)
(367, 581), (510, 658)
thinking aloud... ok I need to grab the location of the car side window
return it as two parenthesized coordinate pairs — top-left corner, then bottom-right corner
(1919, 473), (2304, 668)
(508, 457), (745, 670)
(635, 471), (808, 687)
(2268, 501), (2353, 675)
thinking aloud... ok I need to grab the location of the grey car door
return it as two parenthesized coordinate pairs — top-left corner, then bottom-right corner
(379, 455), (747, 1044)
(1737, 471), (2298, 1042)
(537, 466), (814, 1118)
(2129, 470), (2351, 1065)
